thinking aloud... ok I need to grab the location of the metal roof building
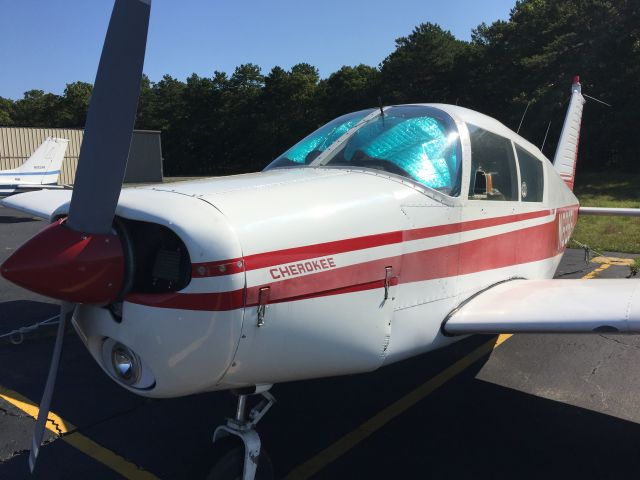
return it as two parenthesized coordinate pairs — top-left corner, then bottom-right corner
(0, 127), (163, 184)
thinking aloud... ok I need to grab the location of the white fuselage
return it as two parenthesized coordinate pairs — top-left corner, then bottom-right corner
(68, 105), (579, 398)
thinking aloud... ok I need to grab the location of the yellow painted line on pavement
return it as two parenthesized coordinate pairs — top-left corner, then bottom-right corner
(285, 266), (606, 479)
(591, 256), (634, 267)
(0, 385), (72, 435)
(0, 385), (158, 480)
(583, 263), (610, 279)
(284, 334), (512, 480)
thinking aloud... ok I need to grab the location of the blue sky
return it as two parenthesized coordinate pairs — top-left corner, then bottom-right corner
(0, 0), (516, 100)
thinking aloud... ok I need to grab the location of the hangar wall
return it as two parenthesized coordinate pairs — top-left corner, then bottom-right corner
(0, 127), (163, 184)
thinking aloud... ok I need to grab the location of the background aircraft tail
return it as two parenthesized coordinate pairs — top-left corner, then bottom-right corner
(553, 76), (585, 191)
(11, 137), (68, 185)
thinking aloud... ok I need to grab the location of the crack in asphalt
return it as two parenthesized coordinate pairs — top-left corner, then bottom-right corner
(588, 357), (604, 377)
(582, 368), (610, 409)
(599, 334), (640, 350)
(0, 392), (150, 463)
(50, 399), (150, 442)
(0, 435), (58, 465)
(1, 401), (66, 436)
(47, 417), (65, 436)
(0, 449), (29, 465)
(0, 405), (28, 420)
(0, 406), (59, 464)
(581, 351), (616, 410)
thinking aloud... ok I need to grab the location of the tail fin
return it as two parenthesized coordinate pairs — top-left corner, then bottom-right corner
(14, 137), (68, 185)
(553, 76), (585, 191)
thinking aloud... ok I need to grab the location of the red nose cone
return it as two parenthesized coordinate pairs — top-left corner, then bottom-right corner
(1, 219), (124, 305)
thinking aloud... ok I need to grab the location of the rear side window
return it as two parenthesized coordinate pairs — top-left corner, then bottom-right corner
(515, 145), (544, 202)
(468, 125), (518, 201)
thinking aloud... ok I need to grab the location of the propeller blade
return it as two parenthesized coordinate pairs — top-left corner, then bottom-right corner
(29, 302), (75, 473)
(67, 0), (151, 235)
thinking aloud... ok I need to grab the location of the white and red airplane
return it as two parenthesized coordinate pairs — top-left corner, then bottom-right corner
(2, 1), (640, 479)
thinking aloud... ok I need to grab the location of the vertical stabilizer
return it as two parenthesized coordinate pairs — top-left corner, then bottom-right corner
(11, 137), (68, 185)
(553, 76), (585, 190)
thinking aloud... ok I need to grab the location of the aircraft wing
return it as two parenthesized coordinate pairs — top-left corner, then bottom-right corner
(443, 279), (640, 335)
(1, 190), (72, 220)
(579, 207), (640, 217)
(14, 185), (68, 191)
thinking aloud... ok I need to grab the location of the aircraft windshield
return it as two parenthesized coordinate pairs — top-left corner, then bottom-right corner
(265, 106), (462, 196)
(321, 106), (462, 194)
(267, 109), (374, 167)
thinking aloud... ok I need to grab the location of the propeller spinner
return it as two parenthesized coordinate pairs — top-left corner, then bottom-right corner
(0, 0), (151, 472)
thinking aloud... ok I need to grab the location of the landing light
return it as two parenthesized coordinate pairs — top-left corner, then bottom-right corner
(111, 343), (140, 385)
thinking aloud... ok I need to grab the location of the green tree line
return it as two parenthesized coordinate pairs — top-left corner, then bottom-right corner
(1, 0), (638, 176)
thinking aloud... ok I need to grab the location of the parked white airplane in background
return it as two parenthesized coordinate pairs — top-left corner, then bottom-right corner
(1, 1), (639, 479)
(0, 137), (68, 197)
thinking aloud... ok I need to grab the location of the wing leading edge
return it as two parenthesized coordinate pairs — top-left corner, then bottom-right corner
(1, 190), (73, 220)
(443, 279), (640, 335)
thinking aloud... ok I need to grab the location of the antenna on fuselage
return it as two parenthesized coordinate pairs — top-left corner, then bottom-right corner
(516, 100), (531, 134)
(583, 93), (612, 108)
(540, 120), (552, 152)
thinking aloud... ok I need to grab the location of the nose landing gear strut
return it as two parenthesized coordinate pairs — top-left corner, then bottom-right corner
(209, 386), (276, 480)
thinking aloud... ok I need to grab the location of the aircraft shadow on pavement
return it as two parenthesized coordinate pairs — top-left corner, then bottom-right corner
(3, 330), (640, 479)
(0, 215), (39, 224)
(265, 337), (640, 480)
(311, 372), (640, 480)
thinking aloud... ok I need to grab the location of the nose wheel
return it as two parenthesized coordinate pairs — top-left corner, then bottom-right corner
(208, 387), (276, 480)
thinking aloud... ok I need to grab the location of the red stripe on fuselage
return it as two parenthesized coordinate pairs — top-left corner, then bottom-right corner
(188, 209), (551, 277)
(127, 288), (245, 311)
(127, 207), (576, 311)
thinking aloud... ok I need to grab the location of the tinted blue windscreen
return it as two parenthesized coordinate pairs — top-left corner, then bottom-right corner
(266, 109), (373, 168)
(325, 106), (462, 195)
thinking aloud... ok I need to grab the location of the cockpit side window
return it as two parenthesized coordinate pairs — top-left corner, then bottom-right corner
(266, 109), (373, 169)
(467, 125), (518, 201)
(514, 144), (544, 202)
